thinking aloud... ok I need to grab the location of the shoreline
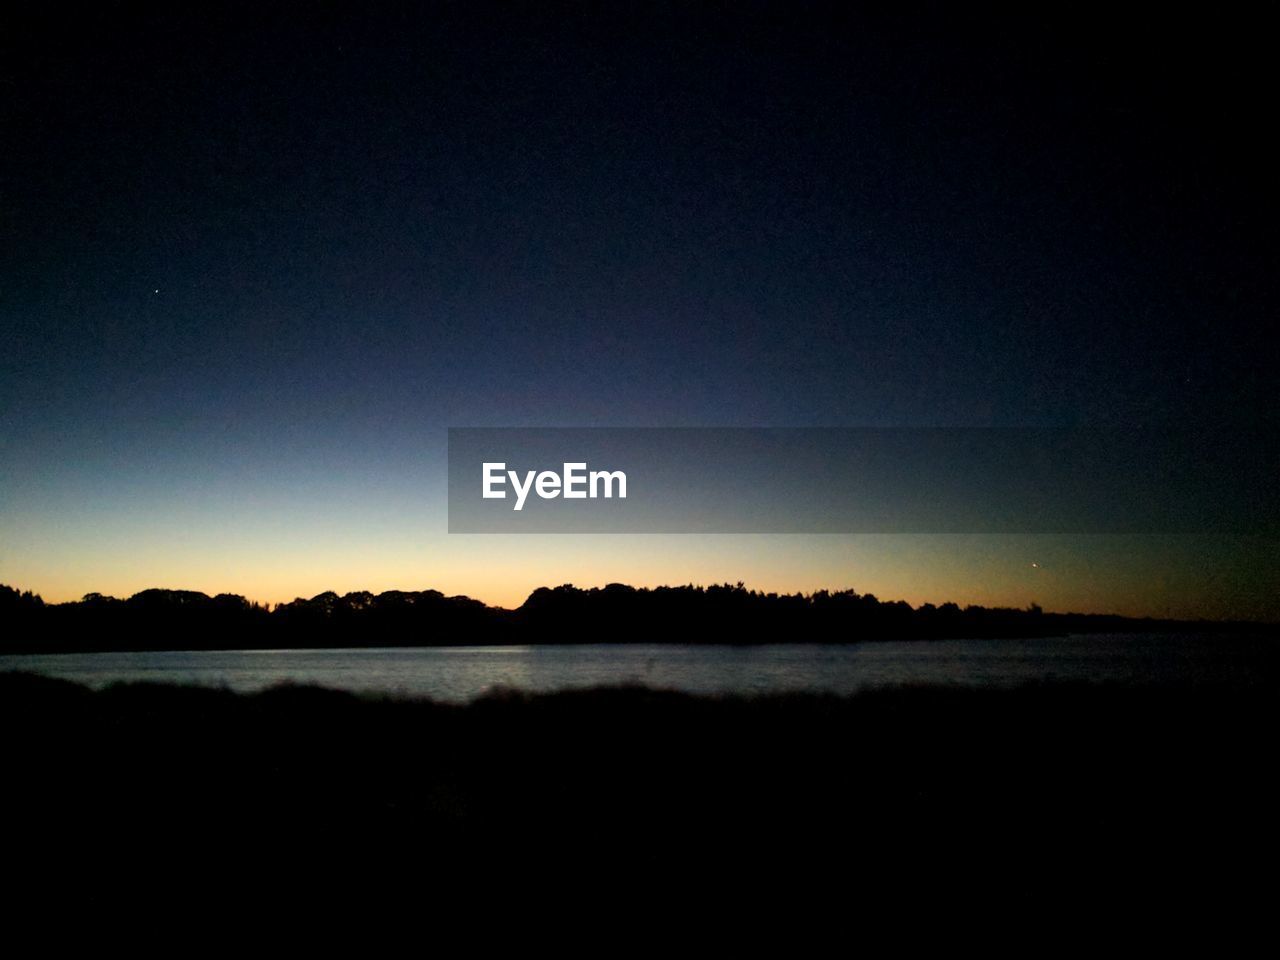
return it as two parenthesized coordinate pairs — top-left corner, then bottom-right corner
(3, 672), (1275, 911)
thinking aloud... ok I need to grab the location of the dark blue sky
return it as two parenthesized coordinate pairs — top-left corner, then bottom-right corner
(2, 3), (1275, 613)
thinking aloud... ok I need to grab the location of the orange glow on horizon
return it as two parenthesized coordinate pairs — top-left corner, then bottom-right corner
(5, 533), (1275, 622)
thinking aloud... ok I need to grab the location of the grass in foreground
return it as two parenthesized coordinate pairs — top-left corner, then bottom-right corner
(1, 671), (1275, 914)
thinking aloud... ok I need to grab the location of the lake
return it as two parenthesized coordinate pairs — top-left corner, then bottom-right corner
(2, 633), (1274, 701)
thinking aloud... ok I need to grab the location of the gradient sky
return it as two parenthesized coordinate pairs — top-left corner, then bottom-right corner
(2, 4), (1275, 618)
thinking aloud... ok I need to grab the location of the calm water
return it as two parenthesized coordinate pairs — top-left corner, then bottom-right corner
(2, 634), (1275, 701)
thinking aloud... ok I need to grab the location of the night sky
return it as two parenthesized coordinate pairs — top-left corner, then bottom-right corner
(3, 4), (1275, 617)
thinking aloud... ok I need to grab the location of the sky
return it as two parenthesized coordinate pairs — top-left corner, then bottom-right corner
(2, 4), (1276, 618)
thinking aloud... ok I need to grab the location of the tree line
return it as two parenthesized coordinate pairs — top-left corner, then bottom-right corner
(0, 581), (1270, 654)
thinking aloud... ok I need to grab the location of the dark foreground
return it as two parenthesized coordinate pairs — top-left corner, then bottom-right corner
(2, 672), (1276, 923)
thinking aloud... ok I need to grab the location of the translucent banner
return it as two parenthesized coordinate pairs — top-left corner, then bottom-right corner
(447, 426), (1278, 534)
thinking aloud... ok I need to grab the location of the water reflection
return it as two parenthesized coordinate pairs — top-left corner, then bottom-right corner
(1, 634), (1274, 702)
